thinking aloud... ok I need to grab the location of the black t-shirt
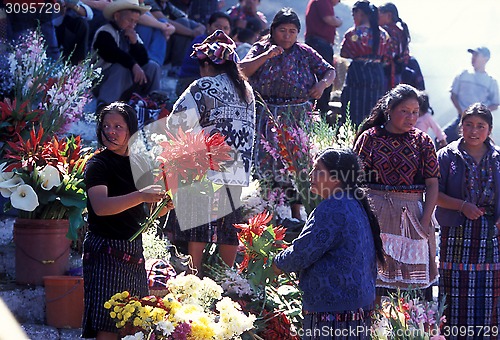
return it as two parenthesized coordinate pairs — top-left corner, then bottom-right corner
(84, 149), (147, 240)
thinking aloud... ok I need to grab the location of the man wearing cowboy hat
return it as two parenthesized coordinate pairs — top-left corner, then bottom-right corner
(92, 0), (161, 107)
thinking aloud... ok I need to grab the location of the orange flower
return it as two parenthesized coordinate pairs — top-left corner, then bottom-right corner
(156, 128), (232, 192)
(234, 211), (289, 282)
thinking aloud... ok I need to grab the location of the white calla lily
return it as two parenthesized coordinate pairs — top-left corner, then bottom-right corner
(0, 175), (24, 198)
(0, 163), (14, 181)
(40, 165), (61, 190)
(11, 184), (39, 212)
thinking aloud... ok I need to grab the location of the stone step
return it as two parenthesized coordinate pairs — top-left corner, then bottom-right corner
(22, 325), (83, 340)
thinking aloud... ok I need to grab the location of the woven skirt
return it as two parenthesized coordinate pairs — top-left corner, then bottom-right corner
(341, 60), (384, 126)
(169, 186), (243, 245)
(439, 215), (500, 336)
(81, 232), (148, 338)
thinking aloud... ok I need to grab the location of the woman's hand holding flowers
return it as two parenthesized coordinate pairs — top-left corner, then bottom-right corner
(139, 184), (169, 203)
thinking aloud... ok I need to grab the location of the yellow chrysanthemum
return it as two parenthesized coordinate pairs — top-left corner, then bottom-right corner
(133, 317), (142, 327)
(168, 300), (182, 314)
(189, 320), (216, 340)
(151, 308), (167, 322)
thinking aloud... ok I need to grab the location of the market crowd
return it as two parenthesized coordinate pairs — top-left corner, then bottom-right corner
(2, 0), (500, 339)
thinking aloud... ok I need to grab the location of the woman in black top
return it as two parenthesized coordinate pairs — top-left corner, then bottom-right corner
(82, 102), (172, 339)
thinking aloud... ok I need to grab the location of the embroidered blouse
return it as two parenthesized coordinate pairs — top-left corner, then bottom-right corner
(354, 126), (439, 187)
(340, 25), (390, 60)
(382, 22), (409, 63)
(460, 145), (496, 209)
(436, 139), (500, 227)
(166, 73), (256, 186)
(246, 40), (334, 105)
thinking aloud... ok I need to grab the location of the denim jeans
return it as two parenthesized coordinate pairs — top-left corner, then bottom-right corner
(136, 22), (167, 66)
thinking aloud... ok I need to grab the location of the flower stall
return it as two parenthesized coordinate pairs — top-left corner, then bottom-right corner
(0, 29), (100, 284)
(105, 274), (256, 339)
(0, 26), (450, 339)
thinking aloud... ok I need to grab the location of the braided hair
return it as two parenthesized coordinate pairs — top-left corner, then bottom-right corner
(198, 58), (252, 104)
(316, 148), (385, 264)
(379, 2), (411, 53)
(353, 1), (380, 55)
(354, 83), (420, 144)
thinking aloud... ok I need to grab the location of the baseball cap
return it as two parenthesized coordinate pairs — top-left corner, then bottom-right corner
(467, 46), (490, 59)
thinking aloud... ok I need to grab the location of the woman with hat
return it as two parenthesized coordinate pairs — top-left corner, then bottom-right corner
(239, 7), (336, 221)
(91, 0), (161, 107)
(165, 30), (256, 275)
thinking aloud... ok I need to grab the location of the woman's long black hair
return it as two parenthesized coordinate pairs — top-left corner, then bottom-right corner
(316, 148), (385, 264)
(96, 102), (138, 147)
(379, 2), (410, 53)
(353, 1), (380, 55)
(460, 102), (493, 141)
(198, 58), (251, 104)
(354, 83), (420, 145)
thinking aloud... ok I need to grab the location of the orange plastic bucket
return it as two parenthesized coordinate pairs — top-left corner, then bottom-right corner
(44, 276), (84, 328)
(14, 219), (71, 285)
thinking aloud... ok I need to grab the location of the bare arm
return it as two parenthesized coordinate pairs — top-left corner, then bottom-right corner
(437, 191), (485, 221)
(81, 0), (110, 11)
(239, 45), (283, 77)
(139, 12), (172, 31)
(322, 15), (342, 28)
(308, 69), (336, 99)
(421, 177), (438, 229)
(151, 11), (201, 37)
(88, 184), (165, 216)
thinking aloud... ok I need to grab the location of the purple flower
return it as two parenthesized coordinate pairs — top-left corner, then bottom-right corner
(171, 322), (191, 340)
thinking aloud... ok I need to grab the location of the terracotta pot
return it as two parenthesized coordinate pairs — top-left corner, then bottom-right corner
(13, 219), (71, 285)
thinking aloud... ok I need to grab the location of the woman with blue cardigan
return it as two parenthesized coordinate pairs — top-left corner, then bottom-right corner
(273, 148), (384, 339)
(436, 103), (500, 335)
